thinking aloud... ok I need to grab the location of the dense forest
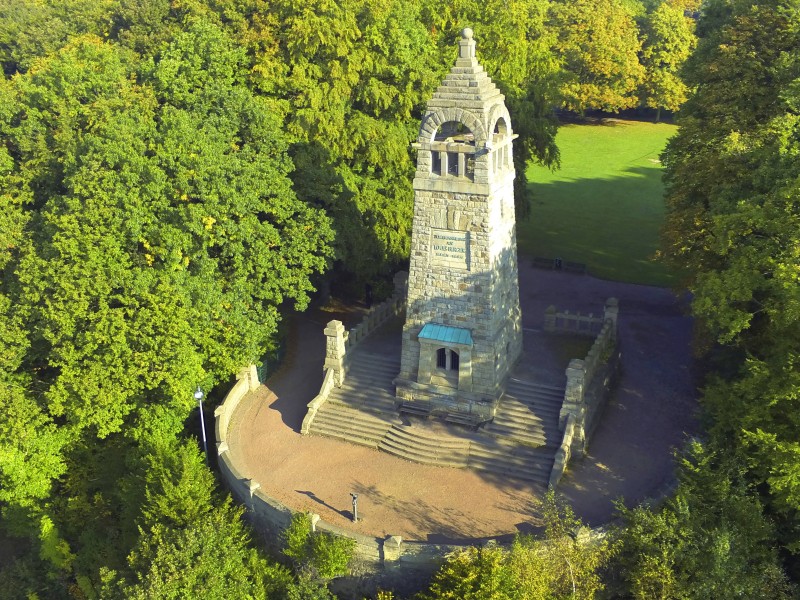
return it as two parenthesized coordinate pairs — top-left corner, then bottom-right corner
(0, 0), (798, 598)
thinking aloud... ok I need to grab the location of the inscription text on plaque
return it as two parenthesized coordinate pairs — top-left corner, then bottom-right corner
(430, 228), (469, 269)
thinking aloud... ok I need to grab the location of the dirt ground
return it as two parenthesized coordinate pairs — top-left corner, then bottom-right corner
(227, 263), (698, 542)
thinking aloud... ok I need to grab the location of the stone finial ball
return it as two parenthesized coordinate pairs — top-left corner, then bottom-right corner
(461, 27), (473, 40)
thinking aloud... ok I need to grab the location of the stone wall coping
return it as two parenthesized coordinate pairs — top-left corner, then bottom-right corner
(549, 413), (576, 488)
(300, 368), (335, 434)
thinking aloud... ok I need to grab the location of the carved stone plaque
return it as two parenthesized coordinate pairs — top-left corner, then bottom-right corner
(430, 228), (469, 269)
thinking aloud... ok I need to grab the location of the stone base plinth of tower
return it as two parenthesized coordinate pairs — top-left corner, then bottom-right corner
(394, 378), (497, 426)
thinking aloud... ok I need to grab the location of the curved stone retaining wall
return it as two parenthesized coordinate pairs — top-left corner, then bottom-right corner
(215, 362), (463, 594)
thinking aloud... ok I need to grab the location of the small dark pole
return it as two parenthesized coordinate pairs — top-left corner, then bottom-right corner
(350, 493), (359, 522)
(365, 283), (373, 309)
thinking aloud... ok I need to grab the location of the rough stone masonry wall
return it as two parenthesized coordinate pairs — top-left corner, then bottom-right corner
(400, 183), (521, 396)
(556, 299), (620, 460)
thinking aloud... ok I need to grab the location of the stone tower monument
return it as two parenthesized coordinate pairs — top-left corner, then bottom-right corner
(395, 28), (523, 420)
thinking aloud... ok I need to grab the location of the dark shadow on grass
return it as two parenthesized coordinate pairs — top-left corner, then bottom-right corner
(558, 108), (676, 125)
(523, 167), (674, 287)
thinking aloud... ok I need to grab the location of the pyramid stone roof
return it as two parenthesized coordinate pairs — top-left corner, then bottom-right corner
(418, 29), (511, 146)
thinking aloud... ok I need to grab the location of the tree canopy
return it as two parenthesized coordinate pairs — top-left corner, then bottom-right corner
(5, 0), (796, 597)
(549, 0), (646, 114)
(660, 0), (800, 573)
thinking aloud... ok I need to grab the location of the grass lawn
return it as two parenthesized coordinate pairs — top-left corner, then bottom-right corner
(520, 119), (678, 287)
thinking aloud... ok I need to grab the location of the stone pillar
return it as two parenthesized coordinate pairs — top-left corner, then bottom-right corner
(560, 359), (585, 430)
(417, 342), (434, 385)
(457, 347), (473, 392)
(544, 305), (557, 332)
(604, 297), (619, 340)
(246, 363), (260, 391)
(571, 411), (586, 457)
(248, 480), (261, 513)
(324, 320), (347, 387)
(383, 536), (403, 563)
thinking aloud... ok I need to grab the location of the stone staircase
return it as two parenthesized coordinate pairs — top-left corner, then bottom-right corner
(307, 328), (566, 485)
(307, 351), (401, 446)
(378, 425), (471, 468)
(482, 378), (565, 449)
(309, 403), (398, 448)
(468, 439), (554, 486)
(328, 353), (400, 415)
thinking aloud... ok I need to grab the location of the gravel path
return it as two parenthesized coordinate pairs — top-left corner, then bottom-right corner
(227, 264), (698, 541)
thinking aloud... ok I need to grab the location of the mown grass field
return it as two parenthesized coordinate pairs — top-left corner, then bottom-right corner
(519, 119), (678, 287)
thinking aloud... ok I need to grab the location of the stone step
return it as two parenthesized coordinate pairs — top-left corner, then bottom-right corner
(378, 439), (468, 468)
(467, 444), (553, 484)
(378, 437), (469, 465)
(384, 425), (472, 449)
(309, 421), (384, 448)
(502, 393), (562, 413)
(493, 402), (551, 421)
(505, 391), (564, 405)
(347, 353), (400, 370)
(504, 391), (564, 409)
(378, 428), (469, 468)
(508, 378), (566, 395)
(329, 389), (397, 416)
(486, 414), (558, 435)
(469, 442), (544, 461)
(309, 404), (397, 448)
(486, 427), (552, 448)
(346, 360), (399, 378)
(468, 455), (551, 485)
(504, 389), (563, 404)
(347, 352), (398, 364)
(342, 370), (396, 393)
(486, 416), (553, 435)
(486, 414), (547, 433)
(330, 386), (396, 405)
(481, 425), (551, 448)
(313, 404), (396, 432)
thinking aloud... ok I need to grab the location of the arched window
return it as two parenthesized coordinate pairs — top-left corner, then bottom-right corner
(437, 348), (447, 369)
(429, 121), (475, 180)
(491, 117), (509, 174)
(493, 118), (508, 137)
(436, 348), (459, 371)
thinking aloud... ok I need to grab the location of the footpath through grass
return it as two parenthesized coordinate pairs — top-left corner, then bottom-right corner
(520, 119), (678, 287)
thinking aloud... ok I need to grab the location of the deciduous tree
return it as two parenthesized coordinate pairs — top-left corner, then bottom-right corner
(614, 443), (794, 598)
(639, 1), (696, 121)
(549, 0), (645, 114)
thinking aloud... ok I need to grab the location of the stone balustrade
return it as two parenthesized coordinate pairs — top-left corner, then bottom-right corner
(552, 298), (620, 479)
(300, 271), (408, 435)
(214, 364), (260, 441)
(300, 369), (335, 435)
(544, 297), (618, 337)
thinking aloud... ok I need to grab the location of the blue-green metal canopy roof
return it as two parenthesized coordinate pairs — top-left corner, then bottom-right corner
(418, 323), (473, 346)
